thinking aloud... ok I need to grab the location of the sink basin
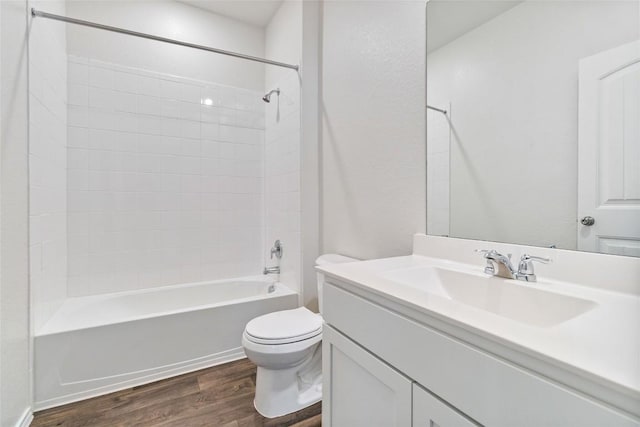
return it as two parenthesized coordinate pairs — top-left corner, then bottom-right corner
(382, 267), (597, 327)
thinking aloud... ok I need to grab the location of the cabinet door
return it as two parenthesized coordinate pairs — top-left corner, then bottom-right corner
(413, 384), (479, 427)
(323, 325), (412, 427)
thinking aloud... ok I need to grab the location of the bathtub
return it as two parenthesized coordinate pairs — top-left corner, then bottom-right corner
(34, 276), (298, 410)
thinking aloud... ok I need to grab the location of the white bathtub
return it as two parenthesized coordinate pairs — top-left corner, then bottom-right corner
(34, 276), (298, 410)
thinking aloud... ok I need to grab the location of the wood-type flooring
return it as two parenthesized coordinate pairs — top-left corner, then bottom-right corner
(31, 358), (321, 427)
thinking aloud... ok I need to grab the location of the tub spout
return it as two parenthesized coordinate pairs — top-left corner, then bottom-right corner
(263, 266), (280, 275)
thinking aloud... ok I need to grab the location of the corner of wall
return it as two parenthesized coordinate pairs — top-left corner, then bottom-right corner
(1, 0), (33, 425)
(28, 0), (68, 333)
(301, 0), (322, 310)
(264, 1), (305, 304)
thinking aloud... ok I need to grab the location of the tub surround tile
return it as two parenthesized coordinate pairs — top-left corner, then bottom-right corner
(264, 72), (302, 299)
(66, 56), (266, 297)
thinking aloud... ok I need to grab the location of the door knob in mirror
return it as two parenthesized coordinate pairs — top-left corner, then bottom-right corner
(580, 216), (595, 226)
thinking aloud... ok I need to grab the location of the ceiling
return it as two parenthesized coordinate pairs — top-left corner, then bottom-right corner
(178, 0), (283, 27)
(427, 0), (523, 53)
(178, 0), (520, 49)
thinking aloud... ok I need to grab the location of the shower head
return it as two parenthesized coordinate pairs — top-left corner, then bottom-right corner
(262, 88), (280, 103)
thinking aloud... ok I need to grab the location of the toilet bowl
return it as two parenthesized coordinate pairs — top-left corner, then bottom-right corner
(242, 254), (358, 418)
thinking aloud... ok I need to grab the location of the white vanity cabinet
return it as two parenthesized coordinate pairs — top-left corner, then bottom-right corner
(323, 322), (480, 427)
(321, 280), (639, 427)
(322, 325), (412, 427)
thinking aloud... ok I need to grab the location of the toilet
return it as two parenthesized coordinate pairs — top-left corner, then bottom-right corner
(242, 254), (358, 418)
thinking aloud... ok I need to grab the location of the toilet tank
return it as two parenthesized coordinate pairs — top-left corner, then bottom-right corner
(316, 254), (359, 314)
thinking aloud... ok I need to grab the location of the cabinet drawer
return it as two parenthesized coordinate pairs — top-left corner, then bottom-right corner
(324, 281), (638, 427)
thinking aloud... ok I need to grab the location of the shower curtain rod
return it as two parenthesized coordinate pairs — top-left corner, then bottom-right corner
(31, 8), (300, 71)
(427, 105), (447, 115)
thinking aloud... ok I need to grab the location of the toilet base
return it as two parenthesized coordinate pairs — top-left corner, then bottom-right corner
(253, 343), (322, 418)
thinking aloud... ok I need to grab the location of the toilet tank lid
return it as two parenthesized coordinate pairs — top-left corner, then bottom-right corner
(315, 254), (359, 266)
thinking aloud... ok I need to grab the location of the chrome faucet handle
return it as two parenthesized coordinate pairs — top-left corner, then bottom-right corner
(516, 254), (551, 282)
(475, 249), (497, 274)
(474, 249), (510, 258)
(270, 240), (283, 260)
(523, 254), (551, 263)
(475, 249), (493, 254)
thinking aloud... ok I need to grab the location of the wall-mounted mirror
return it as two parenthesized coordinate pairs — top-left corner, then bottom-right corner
(426, 0), (640, 257)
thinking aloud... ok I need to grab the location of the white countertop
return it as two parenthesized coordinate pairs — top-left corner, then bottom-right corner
(318, 253), (640, 403)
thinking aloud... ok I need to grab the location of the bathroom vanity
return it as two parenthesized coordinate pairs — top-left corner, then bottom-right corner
(318, 235), (640, 427)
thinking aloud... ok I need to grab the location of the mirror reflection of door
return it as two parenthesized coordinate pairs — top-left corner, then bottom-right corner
(578, 40), (640, 257)
(426, 0), (640, 257)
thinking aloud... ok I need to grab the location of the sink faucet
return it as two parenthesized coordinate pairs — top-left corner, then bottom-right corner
(476, 249), (516, 279)
(477, 250), (551, 282)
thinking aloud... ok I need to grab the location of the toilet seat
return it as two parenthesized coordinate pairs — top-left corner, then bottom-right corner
(244, 307), (322, 345)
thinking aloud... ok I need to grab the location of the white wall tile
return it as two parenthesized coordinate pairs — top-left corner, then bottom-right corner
(68, 169), (88, 190)
(116, 113), (138, 133)
(89, 86), (115, 110)
(264, 70), (301, 295)
(88, 129), (117, 151)
(201, 122), (219, 139)
(88, 109), (116, 130)
(67, 148), (89, 169)
(139, 115), (163, 135)
(68, 83), (88, 106)
(180, 83), (203, 104)
(181, 138), (201, 157)
(89, 65), (114, 89)
(68, 105), (88, 127)
(68, 126), (88, 148)
(161, 99), (181, 118)
(179, 156), (201, 175)
(181, 102), (201, 121)
(180, 121), (200, 139)
(68, 60), (88, 83)
(115, 91), (137, 113)
(67, 56), (265, 296)
(138, 95), (162, 116)
(114, 70), (140, 93)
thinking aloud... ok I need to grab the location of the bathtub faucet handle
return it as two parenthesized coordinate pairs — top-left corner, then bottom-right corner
(270, 240), (283, 260)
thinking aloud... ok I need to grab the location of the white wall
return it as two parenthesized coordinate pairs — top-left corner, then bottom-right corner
(300, 1), (322, 309)
(66, 56), (265, 296)
(427, 0), (639, 249)
(321, 1), (426, 260)
(1, 1), (32, 425)
(65, 0), (265, 91)
(264, 1), (302, 299)
(29, 0), (68, 333)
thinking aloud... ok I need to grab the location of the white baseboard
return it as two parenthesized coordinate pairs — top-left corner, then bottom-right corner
(16, 407), (33, 427)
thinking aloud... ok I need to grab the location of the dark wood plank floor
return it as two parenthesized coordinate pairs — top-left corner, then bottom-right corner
(31, 358), (321, 427)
